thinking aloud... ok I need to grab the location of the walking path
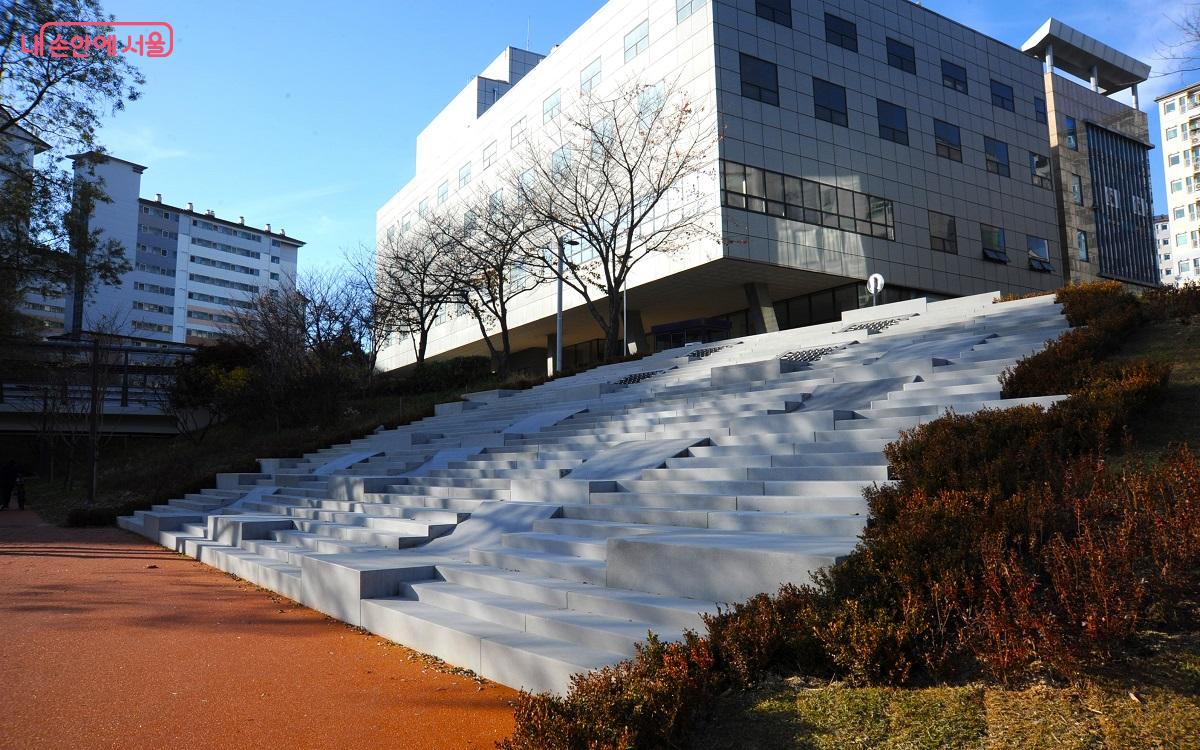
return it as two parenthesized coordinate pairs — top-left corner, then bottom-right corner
(0, 510), (517, 749)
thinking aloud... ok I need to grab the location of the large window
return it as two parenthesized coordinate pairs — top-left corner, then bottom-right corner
(458, 162), (472, 188)
(1034, 97), (1047, 124)
(813, 78), (847, 126)
(511, 117), (527, 147)
(1071, 173), (1084, 205)
(580, 57), (601, 93)
(543, 90), (561, 123)
(624, 19), (649, 61)
(482, 141), (497, 170)
(437, 181), (449, 205)
(676, 0), (705, 22)
(981, 224), (1008, 263)
(1076, 230), (1089, 261)
(929, 211), (958, 254)
(984, 137), (1010, 177)
(942, 59), (968, 93)
(876, 99), (908, 145)
(824, 13), (857, 52)
(990, 79), (1015, 111)
(1167, 126), (1179, 141)
(755, 0), (791, 26)
(1027, 236), (1054, 272)
(740, 54), (779, 106)
(886, 37), (915, 74)
(1065, 116), (1079, 149)
(1030, 152), (1052, 189)
(721, 160), (895, 240)
(934, 119), (962, 161)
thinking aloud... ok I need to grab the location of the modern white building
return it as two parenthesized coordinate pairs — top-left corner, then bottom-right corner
(378, 0), (1154, 374)
(56, 153), (303, 345)
(1155, 82), (1200, 286)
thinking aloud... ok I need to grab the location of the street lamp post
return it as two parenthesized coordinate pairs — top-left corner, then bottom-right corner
(555, 235), (579, 373)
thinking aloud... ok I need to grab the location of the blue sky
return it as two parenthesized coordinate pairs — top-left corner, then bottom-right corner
(93, 0), (1193, 273)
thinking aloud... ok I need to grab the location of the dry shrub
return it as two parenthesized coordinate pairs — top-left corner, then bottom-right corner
(499, 633), (716, 750)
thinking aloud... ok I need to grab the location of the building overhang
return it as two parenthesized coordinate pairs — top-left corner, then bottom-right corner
(1021, 18), (1149, 94)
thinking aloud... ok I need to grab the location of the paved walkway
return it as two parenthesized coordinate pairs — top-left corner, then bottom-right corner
(0, 510), (518, 749)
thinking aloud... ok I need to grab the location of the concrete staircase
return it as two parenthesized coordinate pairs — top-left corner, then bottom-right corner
(119, 292), (1069, 693)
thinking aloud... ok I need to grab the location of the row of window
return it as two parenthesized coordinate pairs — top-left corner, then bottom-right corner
(140, 206), (177, 220)
(192, 218), (263, 243)
(133, 300), (173, 315)
(190, 235), (262, 261)
(933, 214), (1056, 272)
(188, 290), (254, 309)
(1162, 92), (1200, 115)
(187, 310), (236, 324)
(133, 320), (172, 334)
(136, 242), (170, 257)
(188, 272), (259, 294)
(720, 159), (896, 240)
(742, 5), (1042, 122)
(186, 328), (221, 340)
(138, 224), (178, 240)
(133, 281), (174, 296)
(190, 254), (259, 276)
(135, 262), (173, 277)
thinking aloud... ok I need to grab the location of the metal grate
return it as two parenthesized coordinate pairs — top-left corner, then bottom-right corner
(614, 369), (663, 385)
(688, 345), (731, 361)
(840, 315), (915, 334)
(779, 345), (840, 364)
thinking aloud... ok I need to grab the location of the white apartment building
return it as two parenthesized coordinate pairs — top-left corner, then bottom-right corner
(1156, 83), (1200, 286)
(378, 0), (1154, 374)
(56, 153), (303, 345)
(1154, 213), (1173, 283)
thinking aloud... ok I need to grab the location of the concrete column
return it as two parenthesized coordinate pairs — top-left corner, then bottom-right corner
(623, 309), (646, 355)
(1090, 65), (1099, 92)
(1044, 44), (1054, 73)
(744, 282), (779, 335)
(545, 333), (557, 377)
(1131, 83), (1140, 110)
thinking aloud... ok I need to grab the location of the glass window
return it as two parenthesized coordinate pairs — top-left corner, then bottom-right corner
(676, 0), (706, 23)
(813, 78), (847, 127)
(1034, 97), (1047, 124)
(1071, 174), (1084, 205)
(1030, 152), (1052, 189)
(941, 59), (968, 93)
(990, 79), (1014, 111)
(543, 90), (561, 123)
(580, 57), (601, 93)
(929, 211), (957, 254)
(458, 162), (472, 188)
(1167, 126), (1179, 140)
(934, 119), (962, 161)
(1065, 116), (1079, 149)
(1178, 233), (1189, 247)
(418, 198), (430, 216)
(981, 224), (1008, 263)
(1076, 230), (1089, 261)
(1176, 206), (1186, 219)
(1170, 152), (1182, 166)
(624, 19), (649, 62)
(740, 54), (779, 106)
(437, 181), (449, 205)
(1171, 178), (1183, 194)
(511, 117), (527, 147)
(755, 0), (791, 26)
(1166, 100), (1177, 113)
(824, 13), (857, 52)
(886, 37), (915, 74)
(1027, 236), (1053, 272)
(876, 99), (908, 145)
(984, 137), (1010, 177)
(482, 141), (497, 170)
(1181, 259), (1192, 274)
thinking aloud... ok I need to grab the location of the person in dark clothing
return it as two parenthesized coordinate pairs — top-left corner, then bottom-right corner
(0, 460), (16, 511)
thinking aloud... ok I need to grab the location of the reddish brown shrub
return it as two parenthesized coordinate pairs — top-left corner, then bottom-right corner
(499, 633), (716, 750)
(1141, 283), (1200, 322)
(703, 584), (829, 686)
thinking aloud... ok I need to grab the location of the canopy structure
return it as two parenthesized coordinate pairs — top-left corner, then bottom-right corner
(1021, 18), (1150, 104)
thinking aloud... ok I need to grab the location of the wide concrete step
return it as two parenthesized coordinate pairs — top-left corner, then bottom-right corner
(360, 597), (624, 694)
(532, 518), (691, 540)
(499, 532), (609, 561)
(639, 466), (888, 481)
(403, 581), (676, 658)
(469, 546), (608, 585)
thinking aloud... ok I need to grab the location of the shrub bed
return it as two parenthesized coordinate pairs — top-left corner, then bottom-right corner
(500, 282), (1196, 750)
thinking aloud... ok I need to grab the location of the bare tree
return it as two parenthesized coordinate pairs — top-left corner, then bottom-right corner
(345, 243), (400, 378)
(375, 223), (455, 365)
(516, 77), (719, 358)
(424, 186), (547, 377)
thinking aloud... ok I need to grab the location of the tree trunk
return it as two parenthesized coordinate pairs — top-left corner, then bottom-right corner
(604, 292), (623, 359)
(498, 324), (512, 380)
